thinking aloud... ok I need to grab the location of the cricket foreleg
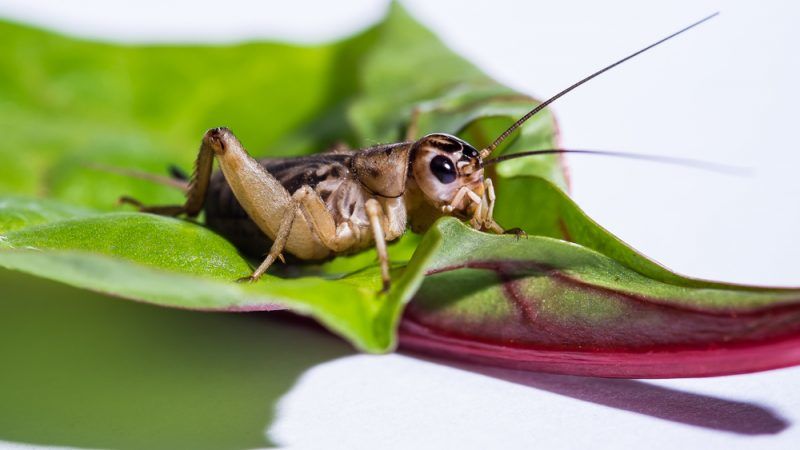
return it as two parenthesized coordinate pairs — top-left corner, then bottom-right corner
(442, 186), (470, 214)
(482, 178), (505, 234)
(365, 199), (391, 292)
(480, 178), (526, 238)
(485, 178), (497, 221)
(120, 135), (215, 217)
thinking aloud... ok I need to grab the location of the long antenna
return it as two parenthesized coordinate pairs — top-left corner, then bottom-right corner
(480, 148), (750, 175)
(480, 12), (720, 158)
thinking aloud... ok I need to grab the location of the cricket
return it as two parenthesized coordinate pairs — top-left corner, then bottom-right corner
(120, 14), (719, 292)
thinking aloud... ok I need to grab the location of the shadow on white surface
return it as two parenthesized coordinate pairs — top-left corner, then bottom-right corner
(427, 358), (789, 435)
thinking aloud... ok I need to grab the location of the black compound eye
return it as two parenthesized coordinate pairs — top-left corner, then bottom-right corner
(429, 155), (457, 184)
(462, 144), (479, 159)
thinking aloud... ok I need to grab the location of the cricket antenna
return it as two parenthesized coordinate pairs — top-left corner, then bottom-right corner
(480, 148), (750, 176)
(480, 12), (720, 159)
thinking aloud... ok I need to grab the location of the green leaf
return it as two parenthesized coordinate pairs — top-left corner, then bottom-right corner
(0, 196), (93, 233)
(0, 204), (441, 352)
(0, 3), (561, 352)
(0, 5), (561, 351)
(2, 3), (798, 374)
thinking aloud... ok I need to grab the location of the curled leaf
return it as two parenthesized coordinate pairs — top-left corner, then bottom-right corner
(400, 219), (800, 378)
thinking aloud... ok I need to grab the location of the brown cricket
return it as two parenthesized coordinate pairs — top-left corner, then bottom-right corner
(121, 14), (718, 291)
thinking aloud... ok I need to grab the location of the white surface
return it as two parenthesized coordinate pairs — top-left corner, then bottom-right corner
(0, 1), (798, 449)
(271, 354), (800, 450)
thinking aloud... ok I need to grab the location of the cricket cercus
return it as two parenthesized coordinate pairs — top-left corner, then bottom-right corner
(122, 14), (718, 292)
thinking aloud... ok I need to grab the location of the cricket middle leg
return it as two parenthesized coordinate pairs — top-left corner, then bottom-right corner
(365, 198), (391, 292)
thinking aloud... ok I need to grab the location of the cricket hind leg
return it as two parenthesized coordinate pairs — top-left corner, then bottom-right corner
(119, 138), (215, 218)
(245, 184), (393, 290)
(239, 185), (353, 282)
(237, 190), (304, 282)
(301, 190), (393, 292)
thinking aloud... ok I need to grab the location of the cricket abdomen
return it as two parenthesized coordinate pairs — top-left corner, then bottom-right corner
(204, 153), (381, 260)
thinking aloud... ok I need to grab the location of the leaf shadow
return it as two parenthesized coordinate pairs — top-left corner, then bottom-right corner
(0, 269), (353, 450)
(412, 355), (790, 436)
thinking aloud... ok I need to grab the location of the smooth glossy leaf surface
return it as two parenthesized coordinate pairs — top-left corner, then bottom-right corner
(0, 196), (93, 233)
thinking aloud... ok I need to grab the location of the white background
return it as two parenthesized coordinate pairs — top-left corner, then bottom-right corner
(0, 1), (798, 449)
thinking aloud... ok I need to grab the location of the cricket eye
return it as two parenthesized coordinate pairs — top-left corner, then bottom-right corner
(430, 155), (457, 184)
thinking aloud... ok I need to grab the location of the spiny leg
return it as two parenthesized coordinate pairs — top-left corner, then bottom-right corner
(482, 178), (507, 235)
(234, 183), (393, 290)
(124, 128), (324, 282)
(120, 136), (215, 218)
(483, 178), (526, 238)
(441, 186), (471, 214)
(365, 198), (391, 293)
(243, 185), (364, 283)
(485, 178), (497, 221)
(239, 189), (306, 282)
(464, 189), (485, 230)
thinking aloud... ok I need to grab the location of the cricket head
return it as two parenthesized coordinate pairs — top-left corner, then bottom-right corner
(407, 13), (721, 232)
(409, 133), (486, 218)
